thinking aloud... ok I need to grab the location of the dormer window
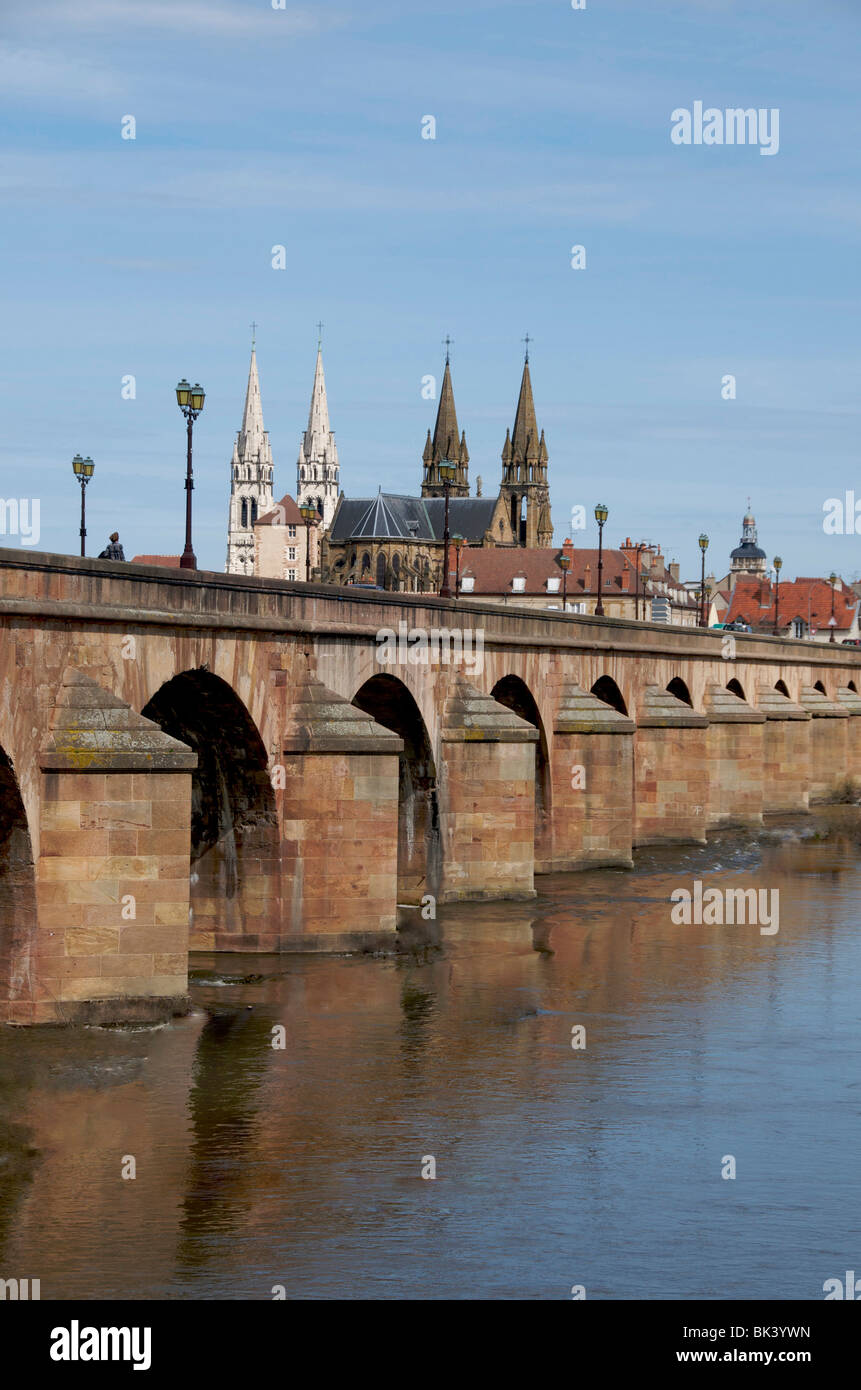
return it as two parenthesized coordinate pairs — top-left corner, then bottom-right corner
(546, 577), (561, 593)
(461, 575), (475, 593)
(512, 576), (526, 592)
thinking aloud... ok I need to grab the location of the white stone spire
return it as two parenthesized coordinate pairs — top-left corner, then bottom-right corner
(226, 344), (275, 574)
(297, 345), (340, 529)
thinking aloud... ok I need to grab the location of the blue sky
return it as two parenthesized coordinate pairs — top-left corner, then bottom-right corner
(1, 0), (860, 579)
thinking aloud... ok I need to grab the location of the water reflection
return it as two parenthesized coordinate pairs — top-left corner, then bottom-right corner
(1, 810), (861, 1299)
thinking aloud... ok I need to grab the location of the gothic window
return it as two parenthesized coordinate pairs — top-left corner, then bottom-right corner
(376, 553), (386, 588)
(241, 499), (248, 529)
(250, 499), (258, 525)
(361, 551), (371, 574)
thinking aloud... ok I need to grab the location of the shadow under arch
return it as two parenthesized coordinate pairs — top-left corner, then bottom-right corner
(591, 675), (627, 716)
(814, 679), (827, 696)
(775, 679), (790, 698)
(667, 676), (693, 707)
(142, 669), (279, 945)
(0, 746), (37, 1013)
(849, 681), (858, 694)
(352, 675), (440, 903)
(491, 675), (552, 872)
(726, 677), (745, 700)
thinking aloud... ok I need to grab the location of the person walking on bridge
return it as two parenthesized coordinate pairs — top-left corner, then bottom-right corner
(98, 532), (126, 561)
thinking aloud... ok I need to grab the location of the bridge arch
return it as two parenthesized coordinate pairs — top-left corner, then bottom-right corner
(726, 678), (745, 700)
(491, 675), (552, 871)
(0, 745), (37, 1013)
(667, 677), (693, 707)
(591, 675), (627, 716)
(352, 674), (441, 903)
(142, 669), (279, 944)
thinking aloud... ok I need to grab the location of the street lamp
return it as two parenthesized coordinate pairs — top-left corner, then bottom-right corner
(698, 533), (709, 627)
(594, 503), (608, 616)
(175, 378), (205, 570)
(453, 534), (464, 597)
(71, 454), (95, 557)
(773, 556), (783, 636)
(300, 504), (317, 581)
(439, 460), (456, 597)
(829, 570), (837, 643)
(559, 551), (571, 612)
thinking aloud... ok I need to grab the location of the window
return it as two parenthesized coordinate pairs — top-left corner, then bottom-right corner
(241, 499), (248, 528)
(461, 575), (475, 593)
(288, 547), (297, 561)
(288, 569), (296, 581)
(546, 577), (561, 593)
(287, 525), (296, 538)
(512, 576), (526, 592)
(793, 619), (804, 638)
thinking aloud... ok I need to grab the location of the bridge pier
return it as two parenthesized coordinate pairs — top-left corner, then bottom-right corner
(800, 686), (850, 804)
(837, 686), (861, 792)
(703, 684), (765, 829)
(550, 684), (635, 869)
(757, 686), (810, 815)
(634, 686), (708, 846)
(439, 676), (537, 901)
(21, 669), (196, 1026)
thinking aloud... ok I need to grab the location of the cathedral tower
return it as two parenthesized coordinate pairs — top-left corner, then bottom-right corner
(421, 347), (469, 498)
(297, 338), (340, 529)
(499, 346), (553, 547)
(226, 340), (274, 574)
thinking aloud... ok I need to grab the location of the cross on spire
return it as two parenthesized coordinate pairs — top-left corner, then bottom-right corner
(250, 320), (257, 348)
(443, 334), (453, 364)
(522, 333), (532, 363)
(316, 320), (324, 350)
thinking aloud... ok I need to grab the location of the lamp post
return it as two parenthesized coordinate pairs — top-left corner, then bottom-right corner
(773, 556), (782, 636)
(559, 551), (571, 612)
(439, 460), (456, 597)
(698, 533), (709, 627)
(829, 571), (837, 643)
(175, 378), (205, 570)
(71, 454), (95, 557)
(594, 503), (608, 616)
(300, 504), (317, 581)
(453, 534), (464, 597)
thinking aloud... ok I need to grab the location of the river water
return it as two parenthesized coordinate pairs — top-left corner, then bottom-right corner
(1, 809), (860, 1301)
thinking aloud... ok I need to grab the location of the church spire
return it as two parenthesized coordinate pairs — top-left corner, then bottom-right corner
(421, 352), (469, 497)
(297, 340), (340, 528)
(226, 340), (274, 575)
(499, 348), (552, 548)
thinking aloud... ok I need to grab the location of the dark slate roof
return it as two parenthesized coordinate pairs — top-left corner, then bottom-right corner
(730, 541), (766, 561)
(329, 491), (497, 543)
(423, 497), (498, 541)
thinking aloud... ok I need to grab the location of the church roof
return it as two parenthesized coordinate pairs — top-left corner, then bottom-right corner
(329, 491), (498, 544)
(300, 347), (338, 467)
(730, 541), (766, 561)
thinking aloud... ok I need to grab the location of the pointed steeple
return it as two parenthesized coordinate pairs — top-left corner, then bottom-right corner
(511, 357), (539, 466)
(499, 347), (553, 548)
(226, 340), (274, 575)
(297, 341), (340, 529)
(238, 346), (269, 464)
(421, 352), (469, 497)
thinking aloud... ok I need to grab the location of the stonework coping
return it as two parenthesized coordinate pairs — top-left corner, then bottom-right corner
(281, 675), (403, 753)
(756, 685), (810, 721)
(799, 685), (850, 718)
(40, 668), (197, 772)
(637, 684), (708, 728)
(703, 683), (766, 724)
(836, 686), (861, 716)
(554, 683), (635, 735)
(442, 674), (538, 743)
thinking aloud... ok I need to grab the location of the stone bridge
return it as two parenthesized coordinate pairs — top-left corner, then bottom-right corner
(2, 548), (860, 1024)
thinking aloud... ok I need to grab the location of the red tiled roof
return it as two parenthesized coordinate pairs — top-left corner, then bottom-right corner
(131, 555), (182, 568)
(459, 545), (694, 602)
(256, 493), (306, 527)
(726, 576), (857, 631)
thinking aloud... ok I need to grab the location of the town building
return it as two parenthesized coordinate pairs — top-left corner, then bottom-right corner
(724, 574), (860, 641)
(254, 492), (319, 580)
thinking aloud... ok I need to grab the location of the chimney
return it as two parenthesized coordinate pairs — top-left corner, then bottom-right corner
(584, 563), (592, 590)
(621, 569), (631, 590)
(669, 562), (680, 582)
(562, 536), (575, 559)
